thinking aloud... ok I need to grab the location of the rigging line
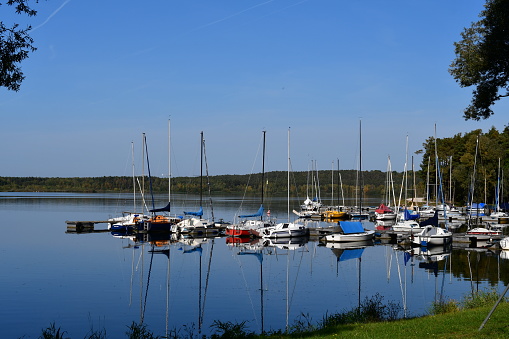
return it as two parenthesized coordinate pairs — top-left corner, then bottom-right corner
(237, 134), (264, 217)
(200, 240), (215, 326)
(202, 137), (215, 221)
(129, 245), (137, 307)
(395, 251), (407, 318)
(234, 249), (261, 329)
(166, 244), (171, 339)
(143, 134), (156, 211)
(142, 244), (155, 324)
(287, 246), (306, 313)
(439, 255), (448, 304)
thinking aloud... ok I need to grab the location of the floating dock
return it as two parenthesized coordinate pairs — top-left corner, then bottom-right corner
(66, 220), (112, 233)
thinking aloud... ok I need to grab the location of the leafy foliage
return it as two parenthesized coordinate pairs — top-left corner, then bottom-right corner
(0, 0), (40, 91)
(418, 126), (509, 205)
(449, 0), (509, 120)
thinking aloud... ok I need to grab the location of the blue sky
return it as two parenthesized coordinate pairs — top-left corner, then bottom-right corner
(2, 0), (508, 178)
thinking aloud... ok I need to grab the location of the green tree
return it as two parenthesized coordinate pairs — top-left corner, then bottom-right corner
(0, 0), (40, 91)
(449, 0), (509, 120)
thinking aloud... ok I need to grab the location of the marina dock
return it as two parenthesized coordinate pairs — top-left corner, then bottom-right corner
(66, 220), (112, 233)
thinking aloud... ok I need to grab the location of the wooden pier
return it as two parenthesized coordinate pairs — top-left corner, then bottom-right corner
(66, 220), (112, 233)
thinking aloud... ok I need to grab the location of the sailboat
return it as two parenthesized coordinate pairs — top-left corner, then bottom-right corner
(142, 124), (182, 232)
(489, 158), (508, 220)
(173, 132), (217, 235)
(252, 128), (308, 238)
(226, 131), (274, 237)
(109, 142), (151, 232)
(465, 136), (502, 239)
(375, 156), (397, 221)
(325, 120), (374, 243)
(412, 126), (452, 246)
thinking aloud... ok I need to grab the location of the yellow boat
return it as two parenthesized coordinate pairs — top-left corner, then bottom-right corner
(321, 210), (349, 219)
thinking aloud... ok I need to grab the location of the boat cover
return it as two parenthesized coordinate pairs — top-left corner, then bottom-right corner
(184, 206), (203, 217)
(150, 202), (171, 213)
(375, 204), (393, 213)
(339, 221), (365, 234)
(404, 208), (420, 220)
(239, 205), (264, 218)
(470, 203), (486, 209)
(419, 210), (439, 227)
(339, 248), (364, 261)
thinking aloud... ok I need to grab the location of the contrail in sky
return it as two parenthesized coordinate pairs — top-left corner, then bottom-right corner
(187, 0), (276, 33)
(32, 0), (71, 32)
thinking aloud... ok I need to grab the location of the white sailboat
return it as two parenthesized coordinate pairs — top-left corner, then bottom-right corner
(173, 132), (216, 235)
(412, 125), (452, 246)
(254, 128), (307, 239)
(325, 120), (374, 243)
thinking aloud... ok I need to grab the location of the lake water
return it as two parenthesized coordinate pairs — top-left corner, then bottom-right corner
(1, 192), (508, 338)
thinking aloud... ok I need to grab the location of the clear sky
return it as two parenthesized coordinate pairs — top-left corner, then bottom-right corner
(1, 0), (508, 178)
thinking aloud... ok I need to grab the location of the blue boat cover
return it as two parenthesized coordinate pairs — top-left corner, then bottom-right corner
(150, 202), (171, 213)
(470, 203), (485, 209)
(339, 248), (364, 261)
(404, 208), (420, 220)
(239, 205), (264, 218)
(339, 221), (365, 234)
(184, 206), (203, 217)
(419, 210), (439, 227)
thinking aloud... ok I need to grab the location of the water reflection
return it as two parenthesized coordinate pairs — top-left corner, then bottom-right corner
(3, 192), (509, 338)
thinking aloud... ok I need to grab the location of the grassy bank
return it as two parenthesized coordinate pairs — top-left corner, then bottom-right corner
(273, 302), (509, 338)
(36, 291), (509, 338)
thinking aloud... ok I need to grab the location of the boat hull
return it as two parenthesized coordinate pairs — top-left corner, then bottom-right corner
(325, 230), (375, 243)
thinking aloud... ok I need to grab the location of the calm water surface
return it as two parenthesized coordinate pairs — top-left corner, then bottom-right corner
(1, 192), (508, 338)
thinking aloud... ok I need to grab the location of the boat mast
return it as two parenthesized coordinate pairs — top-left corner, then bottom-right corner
(168, 119), (171, 206)
(359, 119), (363, 217)
(331, 160), (334, 206)
(132, 141), (136, 212)
(287, 128), (290, 222)
(143, 133), (156, 212)
(261, 130), (266, 221)
(200, 131), (204, 209)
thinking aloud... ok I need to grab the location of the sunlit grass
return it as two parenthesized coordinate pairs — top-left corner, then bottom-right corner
(33, 289), (509, 338)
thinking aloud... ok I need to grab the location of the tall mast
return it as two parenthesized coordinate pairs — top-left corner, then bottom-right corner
(200, 131), (204, 208)
(132, 141), (136, 212)
(261, 131), (266, 208)
(331, 161), (334, 206)
(287, 128), (291, 222)
(168, 119), (171, 205)
(359, 119), (363, 217)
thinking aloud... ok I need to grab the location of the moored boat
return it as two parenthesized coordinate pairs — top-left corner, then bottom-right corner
(324, 221), (375, 242)
(252, 221), (308, 238)
(412, 225), (452, 246)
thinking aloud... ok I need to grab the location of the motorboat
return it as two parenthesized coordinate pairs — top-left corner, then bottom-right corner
(324, 221), (375, 242)
(412, 225), (452, 246)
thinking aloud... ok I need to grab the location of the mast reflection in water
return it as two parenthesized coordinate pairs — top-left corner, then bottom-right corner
(1, 192), (509, 338)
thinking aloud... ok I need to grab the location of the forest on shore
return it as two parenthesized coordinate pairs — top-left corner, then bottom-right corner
(2, 126), (509, 206)
(0, 169), (407, 201)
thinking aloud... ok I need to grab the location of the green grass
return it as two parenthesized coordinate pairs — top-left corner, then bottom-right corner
(277, 302), (509, 338)
(33, 291), (509, 338)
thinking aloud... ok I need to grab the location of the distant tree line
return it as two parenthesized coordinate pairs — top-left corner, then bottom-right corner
(0, 170), (409, 202)
(3, 126), (509, 207)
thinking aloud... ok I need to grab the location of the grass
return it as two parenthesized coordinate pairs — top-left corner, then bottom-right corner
(282, 303), (509, 338)
(33, 290), (509, 338)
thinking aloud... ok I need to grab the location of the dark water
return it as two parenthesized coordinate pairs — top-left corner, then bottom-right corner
(1, 192), (508, 338)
